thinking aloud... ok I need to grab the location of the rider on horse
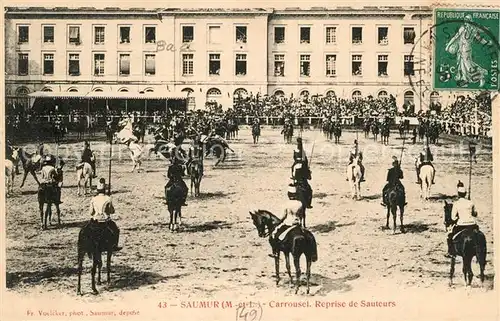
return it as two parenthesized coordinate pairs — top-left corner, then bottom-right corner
(5, 139), (20, 174)
(381, 156), (407, 207)
(445, 185), (479, 258)
(186, 135), (204, 176)
(165, 157), (188, 207)
(415, 145), (435, 184)
(87, 178), (122, 252)
(291, 137), (313, 209)
(77, 141), (97, 178)
(348, 140), (365, 182)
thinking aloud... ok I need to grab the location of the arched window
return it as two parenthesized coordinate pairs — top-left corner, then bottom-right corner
(144, 88), (154, 93)
(233, 88), (248, 104)
(378, 90), (388, 99)
(182, 88), (194, 93)
(326, 90), (336, 98)
(404, 90), (414, 104)
(206, 88), (222, 97)
(16, 87), (29, 96)
(93, 88), (103, 92)
(299, 90), (309, 97)
(68, 87), (78, 92)
(430, 91), (439, 102)
(274, 90), (285, 97)
(119, 88), (129, 92)
(352, 90), (362, 100)
(42, 87), (53, 92)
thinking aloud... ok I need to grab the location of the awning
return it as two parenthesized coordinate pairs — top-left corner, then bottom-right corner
(28, 91), (189, 100)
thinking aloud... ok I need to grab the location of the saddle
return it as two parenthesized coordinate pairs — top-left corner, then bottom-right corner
(452, 226), (480, 241)
(273, 224), (301, 241)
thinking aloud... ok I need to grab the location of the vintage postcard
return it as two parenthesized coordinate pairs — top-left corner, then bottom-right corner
(1, 0), (498, 320)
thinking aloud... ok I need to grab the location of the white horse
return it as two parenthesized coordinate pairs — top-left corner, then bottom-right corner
(419, 164), (435, 200)
(127, 141), (144, 172)
(5, 149), (19, 196)
(76, 162), (93, 196)
(346, 155), (362, 200)
(114, 117), (138, 144)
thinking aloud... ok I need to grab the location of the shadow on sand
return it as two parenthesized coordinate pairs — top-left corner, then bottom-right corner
(310, 273), (360, 295)
(182, 220), (233, 233)
(309, 221), (355, 234)
(403, 222), (437, 234)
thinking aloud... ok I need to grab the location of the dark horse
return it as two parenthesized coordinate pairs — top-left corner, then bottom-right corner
(251, 123), (261, 144)
(332, 122), (342, 144)
(371, 122), (379, 141)
(204, 136), (235, 166)
(249, 210), (318, 294)
(189, 160), (203, 197)
(443, 201), (487, 287)
(77, 221), (117, 295)
(386, 185), (406, 233)
(381, 123), (390, 145)
(363, 120), (371, 138)
(18, 148), (41, 188)
(165, 181), (186, 231)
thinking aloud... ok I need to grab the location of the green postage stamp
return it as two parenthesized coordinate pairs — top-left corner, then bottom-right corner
(434, 9), (500, 91)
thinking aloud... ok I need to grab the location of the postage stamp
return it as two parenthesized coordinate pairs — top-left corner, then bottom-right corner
(433, 9), (500, 91)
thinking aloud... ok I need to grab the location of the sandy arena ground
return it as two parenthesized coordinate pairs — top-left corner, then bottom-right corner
(4, 127), (497, 320)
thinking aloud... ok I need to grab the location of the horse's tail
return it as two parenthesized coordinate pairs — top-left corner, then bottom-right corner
(291, 235), (305, 257)
(475, 231), (487, 266)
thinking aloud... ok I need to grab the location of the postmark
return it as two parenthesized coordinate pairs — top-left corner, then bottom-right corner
(433, 9), (500, 91)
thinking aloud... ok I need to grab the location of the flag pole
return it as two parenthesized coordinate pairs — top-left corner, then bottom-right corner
(468, 140), (476, 200)
(108, 136), (112, 196)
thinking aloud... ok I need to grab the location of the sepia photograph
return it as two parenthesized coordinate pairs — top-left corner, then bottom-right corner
(1, 1), (498, 320)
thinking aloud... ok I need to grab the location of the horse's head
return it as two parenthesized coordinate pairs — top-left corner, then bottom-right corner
(11, 148), (19, 162)
(249, 210), (275, 237)
(443, 200), (455, 229)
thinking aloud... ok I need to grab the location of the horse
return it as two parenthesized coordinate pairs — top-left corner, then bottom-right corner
(443, 201), (487, 287)
(18, 148), (42, 188)
(418, 123), (426, 142)
(127, 141), (144, 173)
(76, 115), (88, 141)
(346, 156), (362, 200)
(203, 135), (235, 166)
(114, 117), (138, 144)
(189, 160), (203, 197)
(363, 120), (371, 138)
(38, 158), (65, 229)
(322, 120), (331, 139)
(398, 122), (406, 139)
(105, 118), (118, 142)
(419, 164), (435, 200)
(386, 185), (406, 233)
(77, 162), (93, 196)
(371, 123), (379, 141)
(381, 123), (390, 145)
(165, 181), (186, 231)
(77, 221), (116, 295)
(53, 121), (66, 144)
(249, 209), (317, 294)
(251, 123), (261, 144)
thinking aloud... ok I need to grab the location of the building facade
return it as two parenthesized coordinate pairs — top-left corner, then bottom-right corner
(5, 6), (451, 111)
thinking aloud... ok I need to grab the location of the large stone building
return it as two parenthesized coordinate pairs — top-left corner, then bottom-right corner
(5, 6), (447, 111)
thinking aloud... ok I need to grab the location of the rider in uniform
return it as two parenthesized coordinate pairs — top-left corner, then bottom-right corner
(186, 135), (203, 176)
(291, 138), (313, 209)
(445, 185), (479, 258)
(415, 145), (435, 184)
(165, 157), (188, 207)
(77, 141), (97, 178)
(348, 140), (365, 182)
(87, 178), (122, 252)
(381, 156), (407, 207)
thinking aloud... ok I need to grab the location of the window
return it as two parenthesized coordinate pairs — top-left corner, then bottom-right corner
(43, 26), (54, 43)
(119, 54), (130, 76)
(274, 90), (285, 97)
(378, 27), (388, 45)
(404, 27), (416, 44)
(236, 26), (247, 43)
(274, 54), (285, 76)
(352, 27), (362, 44)
(404, 91), (414, 104)
(378, 55), (388, 76)
(325, 55), (336, 77)
(145, 26), (156, 43)
(300, 55), (310, 77)
(18, 26), (29, 44)
(326, 27), (337, 44)
(93, 53), (105, 76)
(145, 54), (156, 75)
(352, 90), (362, 100)
(352, 55), (362, 76)
(233, 88), (248, 104)
(300, 27), (310, 44)
(68, 88), (78, 92)
(209, 53), (221, 75)
(378, 90), (388, 99)
(119, 26), (130, 43)
(300, 90), (309, 98)
(209, 26), (221, 44)
(183, 26), (194, 43)
(235, 54), (247, 76)
(68, 53), (80, 75)
(326, 90), (335, 97)
(94, 26), (105, 44)
(182, 53), (194, 75)
(207, 88), (222, 98)
(274, 27), (285, 44)
(404, 55), (414, 76)
(18, 53), (28, 75)
(43, 53), (54, 75)
(68, 26), (81, 44)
